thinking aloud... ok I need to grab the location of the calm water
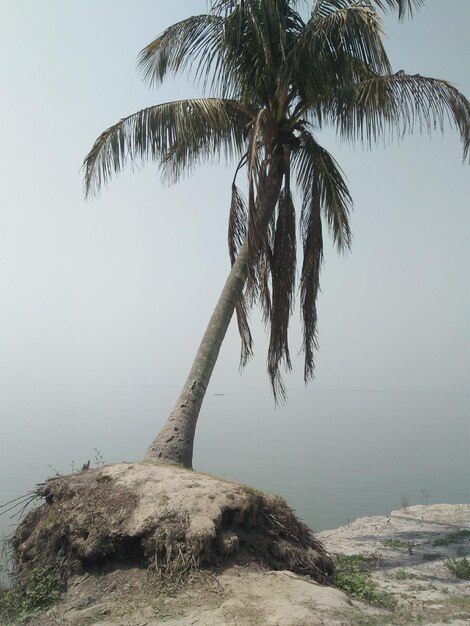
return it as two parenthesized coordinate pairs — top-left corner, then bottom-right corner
(1, 386), (469, 562)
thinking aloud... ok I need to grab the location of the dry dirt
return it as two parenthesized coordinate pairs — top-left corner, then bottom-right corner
(22, 565), (354, 626)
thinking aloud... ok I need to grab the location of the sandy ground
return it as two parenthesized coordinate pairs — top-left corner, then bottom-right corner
(19, 503), (470, 626)
(318, 503), (470, 625)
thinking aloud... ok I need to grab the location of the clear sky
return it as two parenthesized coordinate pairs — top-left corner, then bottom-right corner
(0, 1), (469, 492)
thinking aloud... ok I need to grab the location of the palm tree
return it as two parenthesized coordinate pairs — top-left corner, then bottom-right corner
(84, 0), (470, 469)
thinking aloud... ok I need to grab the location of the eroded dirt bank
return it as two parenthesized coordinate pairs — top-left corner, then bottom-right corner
(13, 463), (332, 584)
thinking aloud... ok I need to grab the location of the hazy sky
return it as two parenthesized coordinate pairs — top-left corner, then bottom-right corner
(0, 1), (469, 494)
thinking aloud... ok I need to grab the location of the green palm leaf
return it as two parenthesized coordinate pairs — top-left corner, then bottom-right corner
(322, 72), (470, 158)
(371, 0), (424, 19)
(293, 131), (352, 251)
(138, 14), (224, 90)
(83, 98), (252, 196)
(292, 1), (391, 116)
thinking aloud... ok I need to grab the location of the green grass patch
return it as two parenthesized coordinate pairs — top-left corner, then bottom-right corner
(0, 565), (63, 623)
(445, 556), (470, 579)
(333, 555), (397, 610)
(393, 569), (420, 580)
(241, 484), (260, 495)
(432, 529), (470, 546)
(382, 539), (414, 553)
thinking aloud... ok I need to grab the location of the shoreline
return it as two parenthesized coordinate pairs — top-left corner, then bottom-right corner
(11, 502), (468, 626)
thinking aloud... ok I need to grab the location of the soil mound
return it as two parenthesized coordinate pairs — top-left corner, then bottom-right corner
(12, 463), (332, 586)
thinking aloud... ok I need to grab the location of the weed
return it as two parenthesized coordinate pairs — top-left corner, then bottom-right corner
(382, 539), (413, 553)
(444, 556), (470, 579)
(93, 448), (105, 467)
(333, 554), (396, 610)
(47, 450), (107, 479)
(445, 595), (470, 612)
(432, 529), (470, 546)
(409, 583), (435, 592)
(331, 609), (394, 626)
(0, 565), (63, 623)
(241, 484), (261, 495)
(420, 488), (431, 505)
(382, 539), (405, 549)
(401, 495), (410, 512)
(393, 569), (419, 580)
(47, 464), (63, 478)
(22, 565), (63, 610)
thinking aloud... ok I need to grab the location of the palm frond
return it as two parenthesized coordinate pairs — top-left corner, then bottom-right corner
(299, 184), (323, 383)
(294, 131), (352, 251)
(228, 182), (248, 264)
(228, 181), (254, 369)
(83, 98), (252, 196)
(322, 72), (470, 160)
(313, 0), (423, 20)
(138, 14), (224, 89)
(293, 1), (391, 111)
(268, 189), (296, 403)
(258, 234), (274, 323)
(371, 0), (424, 19)
(214, 0), (305, 107)
(235, 294), (254, 369)
(310, 1), (390, 71)
(246, 109), (278, 286)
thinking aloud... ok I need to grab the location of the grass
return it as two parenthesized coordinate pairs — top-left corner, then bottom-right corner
(0, 565), (64, 623)
(333, 555), (397, 610)
(445, 556), (470, 579)
(432, 529), (470, 546)
(241, 484), (263, 496)
(382, 539), (410, 550)
(382, 539), (414, 554)
(393, 569), (423, 581)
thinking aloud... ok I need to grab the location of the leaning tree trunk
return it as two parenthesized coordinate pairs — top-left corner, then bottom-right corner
(144, 157), (284, 468)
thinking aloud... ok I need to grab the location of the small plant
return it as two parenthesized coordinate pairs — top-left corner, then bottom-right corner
(22, 565), (63, 611)
(420, 488), (431, 505)
(422, 552), (442, 562)
(333, 555), (397, 610)
(433, 529), (470, 546)
(0, 586), (22, 624)
(382, 539), (414, 553)
(0, 565), (63, 623)
(445, 556), (470, 580)
(47, 464), (63, 478)
(383, 539), (404, 549)
(45, 450), (106, 479)
(401, 495), (410, 512)
(242, 484), (261, 495)
(394, 569), (420, 580)
(93, 448), (106, 467)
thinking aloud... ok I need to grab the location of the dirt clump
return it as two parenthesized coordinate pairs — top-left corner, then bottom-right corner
(11, 462), (333, 589)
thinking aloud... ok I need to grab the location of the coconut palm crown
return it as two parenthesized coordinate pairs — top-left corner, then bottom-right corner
(84, 0), (470, 469)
